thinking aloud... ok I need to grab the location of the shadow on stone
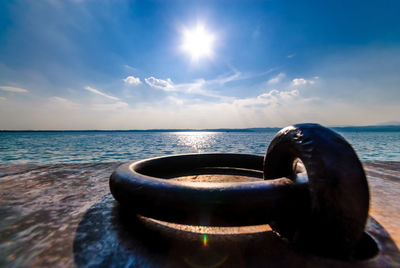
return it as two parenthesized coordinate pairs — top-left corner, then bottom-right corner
(73, 194), (400, 268)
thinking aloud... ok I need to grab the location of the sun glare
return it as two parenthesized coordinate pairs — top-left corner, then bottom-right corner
(181, 24), (215, 61)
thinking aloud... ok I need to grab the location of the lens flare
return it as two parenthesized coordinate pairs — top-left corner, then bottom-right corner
(203, 234), (207, 247)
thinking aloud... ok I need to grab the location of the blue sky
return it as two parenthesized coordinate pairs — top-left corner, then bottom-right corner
(0, 0), (399, 130)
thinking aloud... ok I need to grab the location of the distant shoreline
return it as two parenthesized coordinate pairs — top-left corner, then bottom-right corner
(1, 125), (400, 133)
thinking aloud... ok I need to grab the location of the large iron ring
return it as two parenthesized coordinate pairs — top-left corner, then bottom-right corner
(263, 123), (370, 257)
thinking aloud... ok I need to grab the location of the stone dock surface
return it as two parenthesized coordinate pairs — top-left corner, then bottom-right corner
(0, 162), (399, 267)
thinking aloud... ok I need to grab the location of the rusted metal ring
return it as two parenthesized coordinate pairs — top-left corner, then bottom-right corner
(264, 123), (370, 258)
(110, 153), (309, 226)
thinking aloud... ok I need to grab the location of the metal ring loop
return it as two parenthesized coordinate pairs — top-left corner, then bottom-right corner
(110, 153), (308, 226)
(263, 123), (370, 257)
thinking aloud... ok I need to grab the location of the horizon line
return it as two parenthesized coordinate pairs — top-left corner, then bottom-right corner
(1, 124), (400, 132)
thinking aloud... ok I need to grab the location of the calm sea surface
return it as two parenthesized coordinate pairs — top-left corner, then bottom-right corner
(0, 130), (399, 164)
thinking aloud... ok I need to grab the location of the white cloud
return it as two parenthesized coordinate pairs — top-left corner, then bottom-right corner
(267, 73), (285, 84)
(233, 89), (301, 107)
(83, 87), (129, 110)
(0, 86), (29, 93)
(145, 77), (174, 91)
(134, 88), (315, 129)
(208, 70), (241, 85)
(48, 96), (79, 109)
(144, 71), (243, 98)
(287, 53), (296, 58)
(48, 96), (127, 111)
(49, 96), (69, 103)
(292, 78), (307, 85)
(123, 76), (141, 85)
(84, 86), (120, 101)
(260, 89), (299, 99)
(0, 96), (6, 101)
(144, 76), (215, 96)
(292, 77), (317, 86)
(174, 79), (209, 95)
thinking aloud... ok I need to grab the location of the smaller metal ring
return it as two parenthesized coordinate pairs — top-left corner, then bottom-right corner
(110, 153), (308, 226)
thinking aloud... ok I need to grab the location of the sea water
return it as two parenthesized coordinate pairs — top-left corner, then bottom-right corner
(0, 130), (399, 164)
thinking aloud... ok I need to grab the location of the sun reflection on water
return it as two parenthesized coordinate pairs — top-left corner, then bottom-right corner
(174, 132), (217, 153)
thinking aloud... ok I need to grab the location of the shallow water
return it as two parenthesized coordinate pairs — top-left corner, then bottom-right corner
(0, 130), (399, 164)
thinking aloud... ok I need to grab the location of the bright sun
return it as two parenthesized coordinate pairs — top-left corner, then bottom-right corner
(181, 24), (215, 61)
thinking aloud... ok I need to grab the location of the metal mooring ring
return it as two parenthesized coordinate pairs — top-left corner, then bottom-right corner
(110, 123), (370, 258)
(264, 123), (370, 257)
